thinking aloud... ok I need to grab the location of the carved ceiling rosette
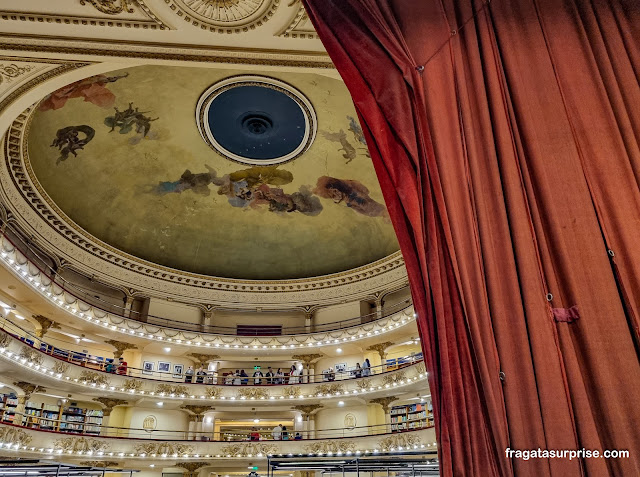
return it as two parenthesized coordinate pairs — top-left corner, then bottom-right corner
(166, 0), (280, 34)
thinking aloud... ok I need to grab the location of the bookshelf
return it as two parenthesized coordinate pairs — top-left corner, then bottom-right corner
(0, 396), (104, 435)
(390, 402), (432, 433)
(0, 395), (18, 423)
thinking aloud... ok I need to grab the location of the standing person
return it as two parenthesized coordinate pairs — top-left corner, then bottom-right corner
(225, 372), (234, 385)
(294, 432), (302, 440)
(196, 366), (206, 384)
(233, 370), (242, 386)
(327, 367), (335, 382)
(281, 426), (289, 440)
(240, 369), (249, 385)
(116, 357), (128, 375)
(250, 427), (260, 441)
(272, 423), (282, 440)
(362, 359), (371, 377)
(354, 363), (362, 378)
(253, 368), (264, 385)
(265, 366), (274, 385)
(275, 368), (284, 385)
(184, 366), (194, 383)
(288, 364), (300, 384)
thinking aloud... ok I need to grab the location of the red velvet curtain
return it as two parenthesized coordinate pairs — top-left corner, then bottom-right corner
(301, 1), (640, 476)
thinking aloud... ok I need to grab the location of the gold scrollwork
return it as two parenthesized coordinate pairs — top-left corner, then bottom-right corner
(0, 426), (32, 446)
(220, 442), (277, 457)
(314, 383), (344, 396)
(0, 63), (33, 85)
(155, 383), (187, 396)
(79, 0), (134, 15)
(382, 370), (406, 386)
(134, 442), (194, 456)
(282, 386), (301, 399)
(304, 440), (355, 454)
(122, 379), (143, 393)
(54, 436), (110, 453)
(79, 370), (110, 387)
(236, 388), (269, 400)
(19, 346), (43, 365)
(378, 433), (421, 451)
(52, 361), (70, 374)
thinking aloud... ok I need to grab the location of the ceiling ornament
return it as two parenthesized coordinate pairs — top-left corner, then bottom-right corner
(79, 0), (134, 15)
(0, 63), (34, 85)
(276, 0), (317, 39)
(196, 75), (317, 166)
(165, 0), (279, 33)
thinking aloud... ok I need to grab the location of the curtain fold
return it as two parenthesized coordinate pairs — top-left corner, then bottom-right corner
(301, 1), (640, 475)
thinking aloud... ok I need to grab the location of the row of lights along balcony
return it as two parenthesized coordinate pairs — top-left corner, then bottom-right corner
(0, 248), (415, 349)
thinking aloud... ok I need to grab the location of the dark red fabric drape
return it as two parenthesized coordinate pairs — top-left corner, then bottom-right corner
(301, 1), (640, 475)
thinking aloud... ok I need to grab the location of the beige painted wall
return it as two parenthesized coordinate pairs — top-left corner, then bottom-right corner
(314, 405), (369, 438)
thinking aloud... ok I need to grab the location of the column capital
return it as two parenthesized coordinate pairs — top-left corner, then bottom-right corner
(32, 314), (60, 338)
(292, 404), (323, 418)
(291, 353), (323, 366)
(13, 381), (45, 400)
(104, 339), (138, 358)
(187, 353), (220, 368)
(180, 404), (213, 419)
(93, 398), (129, 416)
(369, 396), (397, 412)
(366, 341), (394, 359)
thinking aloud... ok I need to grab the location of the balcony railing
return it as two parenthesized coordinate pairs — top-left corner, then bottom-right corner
(1, 316), (422, 385)
(0, 227), (412, 336)
(0, 412), (434, 441)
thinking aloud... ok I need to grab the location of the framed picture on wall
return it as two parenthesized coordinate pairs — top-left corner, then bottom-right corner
(158, 361), (171, 374)
(142, 361), (155, 375)
(173, 364), (184, 378)
(335, 362), (347, 373)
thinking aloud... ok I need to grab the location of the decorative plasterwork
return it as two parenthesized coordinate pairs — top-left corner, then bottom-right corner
(1, 101), (407, 307)
(0, 423), (436, 459)
(0, 331), (428, 404)
(165, 0), (279, 33)
(0, 36), (332, 69)
(79, 0), (135, 15)
(1, 0), (168, 30)
(276, 0), (317, 39)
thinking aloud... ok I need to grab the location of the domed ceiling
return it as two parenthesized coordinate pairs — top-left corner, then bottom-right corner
(26, 65), (399, 280)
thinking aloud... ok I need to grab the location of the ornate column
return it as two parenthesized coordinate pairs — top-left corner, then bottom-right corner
(366, 341), (394, 372)
(292, 404), (322, 439)
(369, 397), (397, 431)
(291, 353), (323, 383)
(31, 315), (60, 338)
(374, 295), (383, 319)
(199, 305), (215, 333)
(93, 398), (128, 435)
(181, 405), (212, 440)
(187, 353), (220, 370)
(302, 306), (316, 333)
(13, 381), (45, 425)
(104, 339), (138, 359)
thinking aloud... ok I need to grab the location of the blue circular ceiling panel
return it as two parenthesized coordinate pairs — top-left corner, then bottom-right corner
(197, 76), (317, 165)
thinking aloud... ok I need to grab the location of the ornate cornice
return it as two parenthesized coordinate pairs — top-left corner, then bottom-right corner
(104, 339), (138, 358)
(165, 0), (280, 34)
(187, 353), (220, 367)
(366, 341), (395, 358)
(32, 314), (59, 338)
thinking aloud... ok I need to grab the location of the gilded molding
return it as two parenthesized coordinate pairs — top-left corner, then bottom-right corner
(314, 383), (344, 396)
(79, 0), (135, 15)
(276, 0), (318, 39)
(165, 0), (279, 34)
(0, 426), (32, 446)
(79, 370), (111, 387)
(378, 433), (422, 451)
(19, 346), (44, 366)
(236, 387), (269, 400)
(0, 63), (34, 85)
(304, 440), (355, 454)
(133, 441), (194, 456)
(80, 461), (120, 468)
(220, 442), (277, 457)
(54, 436), (110, 453)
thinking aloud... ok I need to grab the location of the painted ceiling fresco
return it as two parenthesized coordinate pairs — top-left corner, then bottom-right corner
(27, 65), (400, 280)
